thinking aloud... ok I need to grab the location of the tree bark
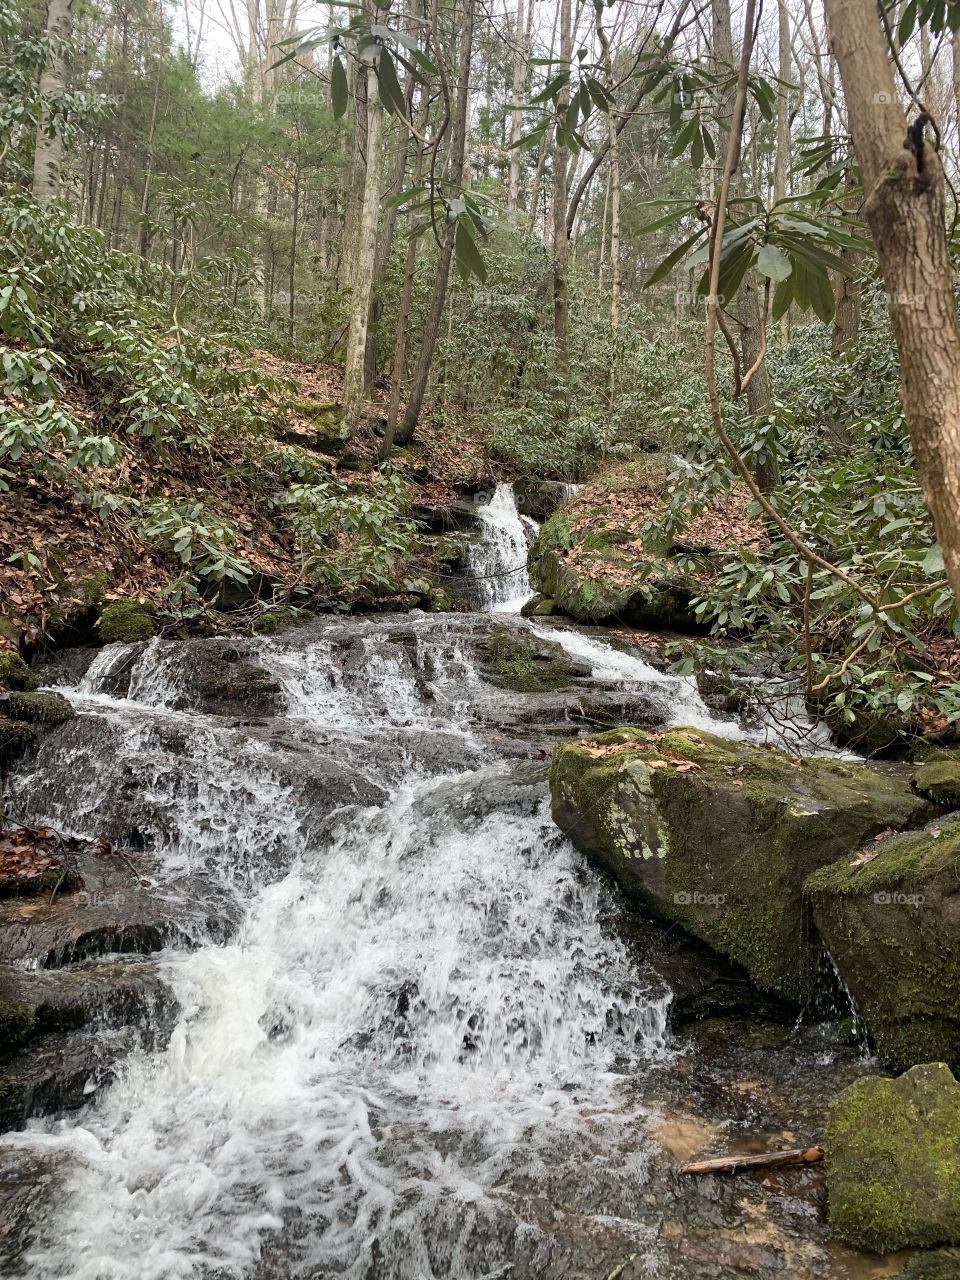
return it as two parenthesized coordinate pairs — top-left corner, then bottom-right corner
(552, 0), (572, 419)
(506, 0), (528, 212)
(32, 0), (74, 202)
(394, 0), (476, 446)
(342, 59), (384, 435)
(826, 0), (960, 603)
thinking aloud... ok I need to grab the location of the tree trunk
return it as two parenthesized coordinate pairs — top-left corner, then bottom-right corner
(826, 0), (960, 603)
(713, 0), (780, 491)
(773, 0), (791, 343)
(506, 0), (527, 212)
(552, 0), (572, 419)
(342, 60), (384, 436)
(394, 0), (476, 446)
(32, 0), (74, 202)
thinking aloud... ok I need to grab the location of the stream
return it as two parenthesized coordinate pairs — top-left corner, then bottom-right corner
(0, 487), (884, 1280)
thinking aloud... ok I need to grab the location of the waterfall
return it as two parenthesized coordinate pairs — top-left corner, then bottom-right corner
(470, 483), (538, 613)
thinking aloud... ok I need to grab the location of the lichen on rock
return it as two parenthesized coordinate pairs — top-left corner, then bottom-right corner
(826, 1063), (960, 1254)
(550, 726), (930, 1004)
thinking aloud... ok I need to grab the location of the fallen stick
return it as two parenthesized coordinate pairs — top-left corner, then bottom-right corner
(679, 1145), (824, 1176)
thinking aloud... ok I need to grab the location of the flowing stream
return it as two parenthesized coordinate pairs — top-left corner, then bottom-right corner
(0, 487), (868, 1280)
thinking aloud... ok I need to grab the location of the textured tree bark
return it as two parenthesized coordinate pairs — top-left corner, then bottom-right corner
(506, 0), (528, 212)
(32, 0), (74, 202)
(342, 61), (384, 436)
(395, 0), (475, 445)
(551, 0), (572, 420)
(826, 0), (960, 603)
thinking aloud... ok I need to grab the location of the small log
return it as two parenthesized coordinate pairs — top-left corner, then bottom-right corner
(679, 1144), (824, 1176)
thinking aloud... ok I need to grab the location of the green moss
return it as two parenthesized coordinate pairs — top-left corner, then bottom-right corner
(252, 606), (308, 636)
(550, 726), (929, 1004)
(480, 625), (584, 694)
(97, 600), (154, 644)
(2, 692), (74, 727)
(0, 652), (38, 693)
(0, 997), (35, 1053)
(0, 620), (21, 647)
(807, 819), (960, 1072)
(0, 719), (37, 763)
(897, 1248), (960, 1279)
(77, 572), (111, 609)
(914, 760), (960, 807)
(826, 1064), (960, 1253)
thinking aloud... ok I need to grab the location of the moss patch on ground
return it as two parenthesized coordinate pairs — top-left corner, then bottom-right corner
(826, 1064), (960, 1254)
(550, 726), (930, 1004)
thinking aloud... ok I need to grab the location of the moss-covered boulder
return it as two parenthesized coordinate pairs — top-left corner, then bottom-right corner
(97, 600), (154, 644)
(0, 652), (38, 693)
(479, 624), (591, 694)
(0, 719), (37, 766)
(0, 995), (35, 1053)
(527, 459), (766, 632)
(550, 727), (930, 1003)
(806, 816), (960, 1072)
(913, 758), (960, 807)
(1, 692), (74, 728)
(520, 594), (559, 618)
(826, 1064), (960, 1253)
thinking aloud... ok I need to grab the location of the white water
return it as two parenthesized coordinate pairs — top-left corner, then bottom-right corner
(470, 484), (538, 613)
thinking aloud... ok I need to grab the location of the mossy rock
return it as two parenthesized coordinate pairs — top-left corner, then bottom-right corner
(550, 727), (931, 1004)
(0, 652), (38, 693)
(432, 535), (472, 574)
(897, 1248), (960, 1278)
(0, 719), (37, 765)
(913, 759), (960, 807)
(1, 692), (74, 728)
(252, 606), (309, 636)
(807, 816), (960, 1072)
(97, 601), (154, 644)
(826, 1063), (960, 1253)
(520, 595), (558, 618)
(0, 997), (35, 1053)
(479, 624), (590, 694)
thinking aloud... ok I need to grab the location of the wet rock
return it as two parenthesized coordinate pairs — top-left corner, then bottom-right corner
(550, 726), (930, 1004)
(0, 691), (74, 727)
(0, 957), (176, 1041)
(520, 594), (558, 618)
(0, 720), (36, 768)
(806, 815), (960, 1072)
(478, 623), (591, 694)
(913, 757), (960, 807)
(170, 638), (284, 715)
(826, 1063), (960, 1253)
(512, 479), (577, 521)
(0, 839), (239, 968)
(0, 652), (38, 693)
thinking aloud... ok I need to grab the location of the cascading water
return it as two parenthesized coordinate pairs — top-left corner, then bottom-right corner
(469, 484), (538, 613)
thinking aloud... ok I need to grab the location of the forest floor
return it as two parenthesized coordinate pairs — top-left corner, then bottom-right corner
(0, 353), (502, 650)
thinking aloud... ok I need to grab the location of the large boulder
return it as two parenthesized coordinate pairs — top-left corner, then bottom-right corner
(550, 726), (930, 1003)
(527, 458), (766, 631)
(806, 815), (960, 1072)
(826, 1064), (960, 1253)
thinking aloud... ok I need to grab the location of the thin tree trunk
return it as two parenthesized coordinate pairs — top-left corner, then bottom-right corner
(342, 58), (384, 435)
(32, 0), (74, 201)
(826, 0), (960, 603)
(506, 0), (527, 212)
(552, 0), (572, 419)
(394, 0), (476, 446)
(773, 0), (791, 343)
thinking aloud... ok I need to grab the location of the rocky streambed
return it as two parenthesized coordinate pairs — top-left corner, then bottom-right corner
(0, 604), (957, 1279)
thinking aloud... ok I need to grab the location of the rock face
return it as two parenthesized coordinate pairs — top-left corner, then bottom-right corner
(826, 1063), (960, 1253)
(807, 815), (960, 1072)
(913, 756), (960, 806)
(550, 727), (929, 1004)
